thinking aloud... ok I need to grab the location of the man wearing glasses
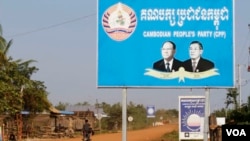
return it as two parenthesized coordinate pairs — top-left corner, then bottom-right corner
(153, 41), (183, 72)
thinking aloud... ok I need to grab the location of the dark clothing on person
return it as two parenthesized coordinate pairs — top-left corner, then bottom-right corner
(9, 133), (16, 141)
(83, 122), (90, 133)
(153, 58), (183, 72)
(82, 120), (94, 141)
(183, 57), (214, 72)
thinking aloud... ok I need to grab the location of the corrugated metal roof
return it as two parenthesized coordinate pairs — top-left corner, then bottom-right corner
(59, 111), (74, 115)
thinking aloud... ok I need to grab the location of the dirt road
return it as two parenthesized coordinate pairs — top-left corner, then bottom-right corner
(37, 123), (178, 141)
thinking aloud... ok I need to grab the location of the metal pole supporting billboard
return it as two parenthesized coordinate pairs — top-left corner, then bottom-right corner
(122, 88), (127, 141)
(204, 88), (210, 141)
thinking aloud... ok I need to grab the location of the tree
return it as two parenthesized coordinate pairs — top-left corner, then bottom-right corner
(0, 24), (23, 114)
(55, 102), (69, 110)
(75, 101), (90, 106)
(0, 24), (12, 64)
(22, 80), (51, 113)
(225, 88), (239, 110)
(106, 102), (122, 130)
(127, 102), (147, 129)
(0, 24), (51, 114)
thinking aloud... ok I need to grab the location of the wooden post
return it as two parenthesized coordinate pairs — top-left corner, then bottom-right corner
(209, 113), (217, 141)
(16, 113), (22, 141)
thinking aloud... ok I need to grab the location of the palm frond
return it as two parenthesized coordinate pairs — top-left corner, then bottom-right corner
(4, 39), (13, 55)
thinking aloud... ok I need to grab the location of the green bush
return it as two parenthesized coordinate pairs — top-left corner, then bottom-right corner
(161, 130), (178, 141)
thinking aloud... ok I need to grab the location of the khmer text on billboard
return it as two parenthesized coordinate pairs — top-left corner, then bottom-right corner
(98, 0), (234, 88)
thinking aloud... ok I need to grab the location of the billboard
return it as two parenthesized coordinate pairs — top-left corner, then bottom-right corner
(179, 96), (205, 140)
(98, 0), (235, 88)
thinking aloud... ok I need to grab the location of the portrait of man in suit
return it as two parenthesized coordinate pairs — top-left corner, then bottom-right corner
(153, 41), (183, 72)
(183, 41), (214, 72)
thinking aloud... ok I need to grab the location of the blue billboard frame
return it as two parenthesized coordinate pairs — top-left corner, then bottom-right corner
(97, 0), (235, 88)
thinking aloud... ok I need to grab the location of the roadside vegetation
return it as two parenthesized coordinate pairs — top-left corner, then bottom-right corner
(0, 24), (51, 116)
(213, 88), (250, 125)
(55, 101), (178, 131)
(1, 23), (250, 134)
(160, 130), (178, 141)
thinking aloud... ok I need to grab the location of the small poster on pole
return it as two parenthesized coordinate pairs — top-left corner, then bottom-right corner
(179, 96), (205, 140)
(147, 105), (155, 118)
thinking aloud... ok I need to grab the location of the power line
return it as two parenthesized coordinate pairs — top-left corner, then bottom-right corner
(6, 13), (96, 38)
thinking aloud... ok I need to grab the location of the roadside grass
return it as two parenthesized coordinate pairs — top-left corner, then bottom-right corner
(159, 130), (203, 141)
(160, 130), (178, 141)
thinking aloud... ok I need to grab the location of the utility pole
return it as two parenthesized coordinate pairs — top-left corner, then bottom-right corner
(237, 64), (242, 108)
(96, 99), (101, 133)
(248, 47), (250, 72)
(247, 24), (250, 72)
(248, 24), (250, 72)
(237, 24), (250, 109)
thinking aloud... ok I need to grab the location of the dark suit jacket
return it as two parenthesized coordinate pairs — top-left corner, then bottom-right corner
(153, 58), (183, 72)
(183, 57), (214, 72)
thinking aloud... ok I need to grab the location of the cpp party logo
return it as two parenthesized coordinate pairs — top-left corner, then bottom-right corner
(102, 2), (137, 41)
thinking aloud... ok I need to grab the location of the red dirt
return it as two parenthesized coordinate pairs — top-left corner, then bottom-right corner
(41, 123), (178, 141)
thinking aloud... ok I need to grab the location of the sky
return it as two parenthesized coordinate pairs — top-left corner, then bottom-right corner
(1, 0), (250, 112)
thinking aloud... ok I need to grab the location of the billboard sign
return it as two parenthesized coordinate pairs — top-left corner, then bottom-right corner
(98, 0), (234, 88)
(179, 96), (205, 140)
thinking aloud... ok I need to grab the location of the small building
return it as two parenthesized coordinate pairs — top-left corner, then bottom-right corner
(65, 105), (106, 130)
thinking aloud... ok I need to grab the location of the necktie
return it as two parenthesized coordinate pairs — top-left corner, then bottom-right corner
(166, 63), (170, 72)
(192, 61), (196, 72)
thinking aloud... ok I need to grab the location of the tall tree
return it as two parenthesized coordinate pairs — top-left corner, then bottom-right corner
(225, 88), (239, 110)
(0, 24), (13, 65)
(0, 24), (51, 114)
